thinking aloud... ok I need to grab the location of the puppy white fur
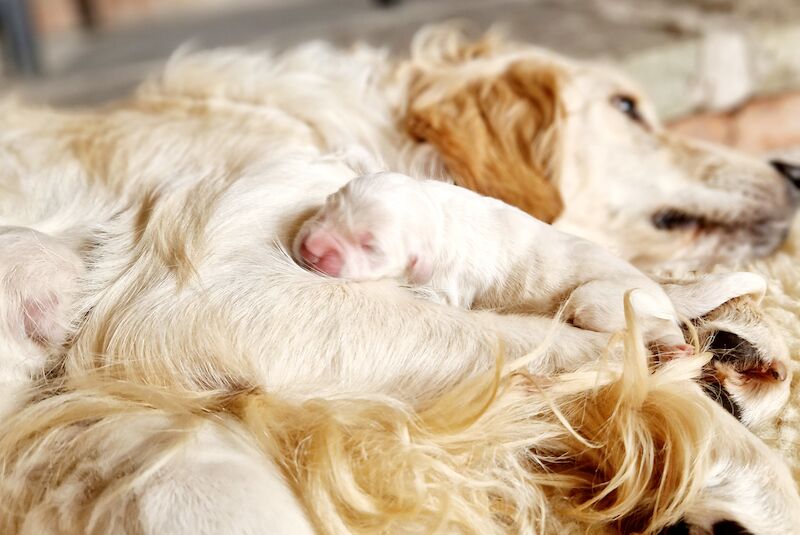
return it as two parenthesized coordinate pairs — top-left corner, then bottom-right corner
(295, 172), (686, 348)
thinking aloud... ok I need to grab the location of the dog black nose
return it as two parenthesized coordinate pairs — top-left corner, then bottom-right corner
(770, 159), (800, 189)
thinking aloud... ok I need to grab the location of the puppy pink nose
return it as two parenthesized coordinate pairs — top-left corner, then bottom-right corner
(300, 230), (344, 276)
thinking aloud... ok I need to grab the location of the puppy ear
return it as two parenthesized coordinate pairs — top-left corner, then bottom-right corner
(662, 272), (767, 319)
(0, 228), (82, 348)
(405, 60), (564, 223)
(407, 254), (433, 285)
(20, 294), (63, 346)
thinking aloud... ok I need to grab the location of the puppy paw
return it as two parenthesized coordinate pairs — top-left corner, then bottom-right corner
(652, 343), (695, 363)
(660, 271), (791, 428)
(700, 330), (790, 427)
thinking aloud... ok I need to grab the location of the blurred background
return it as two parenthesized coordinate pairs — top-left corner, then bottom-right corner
(0, 0), (798, 156)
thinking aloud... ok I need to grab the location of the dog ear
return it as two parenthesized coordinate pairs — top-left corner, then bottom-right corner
(405, 61), (564, 223)
(661, 272), (767, 319)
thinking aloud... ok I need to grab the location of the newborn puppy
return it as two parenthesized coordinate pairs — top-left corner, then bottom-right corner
(0, 227), (83, 416)
(294, 172), (689, 350)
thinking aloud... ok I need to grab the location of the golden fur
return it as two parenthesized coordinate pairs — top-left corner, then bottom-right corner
(406, 60), (564, 222)
(0, 313), (736, 534)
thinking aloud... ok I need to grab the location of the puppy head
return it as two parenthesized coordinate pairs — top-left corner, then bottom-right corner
(293, 173), (436, 283)
(403, 26), (798, 269)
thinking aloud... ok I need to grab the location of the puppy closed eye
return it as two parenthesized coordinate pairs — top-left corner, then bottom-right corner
(358, 232), (381, 255)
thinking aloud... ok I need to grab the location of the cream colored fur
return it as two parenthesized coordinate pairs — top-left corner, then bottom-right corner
(741, 221), (800, 481)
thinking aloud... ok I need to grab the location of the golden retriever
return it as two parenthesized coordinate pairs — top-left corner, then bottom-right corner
(400, 29), (799, 269)
(0, 26), (796, 534)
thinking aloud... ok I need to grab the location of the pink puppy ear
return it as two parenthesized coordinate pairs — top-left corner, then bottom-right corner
(21, 293), (62, 346)
(407, 254), (433, 284)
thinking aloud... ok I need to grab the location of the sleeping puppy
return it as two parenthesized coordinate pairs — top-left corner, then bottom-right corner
(294, 173), (794, 429)
(0, 227), (83, 416)
(294, 172), (689, 352)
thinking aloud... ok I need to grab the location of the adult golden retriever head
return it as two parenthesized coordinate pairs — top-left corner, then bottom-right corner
(404, 29), (800, 270)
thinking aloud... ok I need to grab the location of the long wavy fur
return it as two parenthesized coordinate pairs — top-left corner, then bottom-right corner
(0, 297), (714, 534)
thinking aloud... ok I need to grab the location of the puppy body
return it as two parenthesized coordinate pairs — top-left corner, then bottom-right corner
(296, 172), (686, 347)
